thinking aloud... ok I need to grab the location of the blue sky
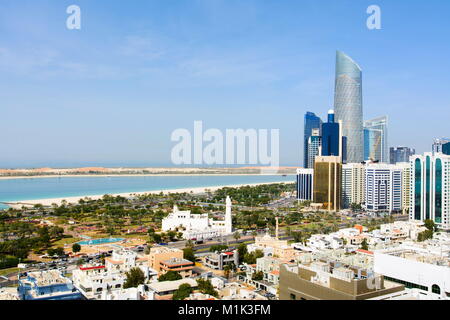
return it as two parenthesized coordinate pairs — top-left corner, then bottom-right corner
(0, 0), (449, 168)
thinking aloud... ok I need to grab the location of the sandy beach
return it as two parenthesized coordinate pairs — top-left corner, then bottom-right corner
(5, 181), (293, 208)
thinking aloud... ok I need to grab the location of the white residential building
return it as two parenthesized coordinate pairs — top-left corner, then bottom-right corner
(72, 249), (157, 300)
(342, 163), (365, 209)
(374, 243), (450, 299)
(365, 163), (403, 213)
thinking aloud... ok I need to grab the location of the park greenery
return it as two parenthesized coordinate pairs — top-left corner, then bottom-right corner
(123, 267), (146, 289)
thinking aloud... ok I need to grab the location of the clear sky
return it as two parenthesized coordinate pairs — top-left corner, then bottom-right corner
(1, 0), (449, 168)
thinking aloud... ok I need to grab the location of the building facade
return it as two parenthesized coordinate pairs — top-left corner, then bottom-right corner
(432, 138), (450, 155)
(364, 116), (388, 163)
(162, 196), (233, 239)
(296, 168), (314, 201)
(18, 270), (83, 300)
(334, 51), (364, 163)
(341, 163), (365, 209)
(304, 112), (323, 168)
(307, 128), (321, 169)
(313, 156), (342, 212)
(410, 153), (450, 230)
(365, 164), (403, 213)
(390, 146), (415, 164)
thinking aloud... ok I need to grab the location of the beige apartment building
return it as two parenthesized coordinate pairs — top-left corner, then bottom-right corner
(279, 260), (404, 300)
(148, 246), (184, 273)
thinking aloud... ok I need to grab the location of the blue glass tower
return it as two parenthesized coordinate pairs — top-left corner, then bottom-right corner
(443, 142), (450, 155)
(321, 110), (340, 157)
(334, 51), (363, 163)
(303, 112), (322, 168)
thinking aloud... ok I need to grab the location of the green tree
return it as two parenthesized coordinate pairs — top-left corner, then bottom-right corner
(158, 270), (182, 282)
(223, 264), (232, 279)
(237, 243), (247, 264)
(360, 238), (369, 251)
(252, 271), (264, 281)
(196, 278), (218, 297)
(172, 283), (193, 300)
(72, 243), (81, 253)
(183, 247), (196, 263)
(123, 267), (146, 289)
(233, 231), (241, 242)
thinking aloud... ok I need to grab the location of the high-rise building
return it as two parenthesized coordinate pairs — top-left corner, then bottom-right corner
(341, 163), (366, 209)
(365, 164), (403, 213)
(296, 168), (314, 201)
(313, 156), (342, 212)
(307, 128), (322, 169)
(396, 162), (412, 215)
(442, 142), (450, 155)
(410, 153), (450, 230)
(432, 138), (450, 155)
(334, 51), (363, 163)
(390, 146), (415, 164)
(321, 110), (347, 163)
(364, 116), (388, 163)
(304, 112), (323, 168)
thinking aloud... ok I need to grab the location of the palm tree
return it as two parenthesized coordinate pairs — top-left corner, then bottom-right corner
(233, 231), (241, 242)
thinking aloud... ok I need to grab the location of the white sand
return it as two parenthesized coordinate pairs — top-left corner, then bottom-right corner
(5, 181), (293, 208)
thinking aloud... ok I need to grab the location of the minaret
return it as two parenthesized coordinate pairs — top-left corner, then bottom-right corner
(225, 196), (232, 234)
(275, 217), (279, 239)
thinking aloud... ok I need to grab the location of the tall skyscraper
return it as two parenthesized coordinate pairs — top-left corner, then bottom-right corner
(303, 112), (322, 168)
(364, 116), (388, 163)
(321, 110), (340, 157)
(389, 146), (415, 164)
(321, 110), (348, 163)
(313, 156), (342, 212)
(307, 128), (321, 169)
(296, 168), (314, 201)
(432, 138), (450, 155)
(334, 51), (363, 163)
(410, 153), (450, 230)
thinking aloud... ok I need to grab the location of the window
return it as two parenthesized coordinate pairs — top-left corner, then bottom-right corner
(432, 284), (441, 295)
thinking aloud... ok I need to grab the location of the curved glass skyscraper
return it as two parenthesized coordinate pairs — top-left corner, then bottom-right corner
(334, 51), (363, 163)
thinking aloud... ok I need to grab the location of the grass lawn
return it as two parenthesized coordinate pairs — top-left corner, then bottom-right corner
(0, 267), (20, 277)
(52, 237), (81, 247)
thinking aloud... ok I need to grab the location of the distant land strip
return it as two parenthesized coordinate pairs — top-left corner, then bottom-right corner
(0, 166), (297, 179)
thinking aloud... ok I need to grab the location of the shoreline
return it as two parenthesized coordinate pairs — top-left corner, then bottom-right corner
(4, 181), (294, 208)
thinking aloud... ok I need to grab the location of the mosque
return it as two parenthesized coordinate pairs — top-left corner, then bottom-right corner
(162, 196), (233, 240)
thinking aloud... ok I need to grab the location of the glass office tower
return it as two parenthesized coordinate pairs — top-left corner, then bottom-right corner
(321, 110), (340, 157)
(364, 116), (388, 163)
(389, 146), (415, 164)
(334, 51), (363, 163)
(303, 112), (322, 168)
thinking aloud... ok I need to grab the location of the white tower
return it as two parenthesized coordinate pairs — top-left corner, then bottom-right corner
(225, 196), (232, 234)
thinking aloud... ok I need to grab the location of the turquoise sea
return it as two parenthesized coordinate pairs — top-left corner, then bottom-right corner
(0, 175), (295, 209)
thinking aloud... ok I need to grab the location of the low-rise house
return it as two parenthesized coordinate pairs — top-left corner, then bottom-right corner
(148, 246), (184, 274)
(204, 249), (239, 270)
(148, 278), (199, 300)
(18, 270), (83, 300)
(160, 258), (194, 278)
(220, 282), (267, 300)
